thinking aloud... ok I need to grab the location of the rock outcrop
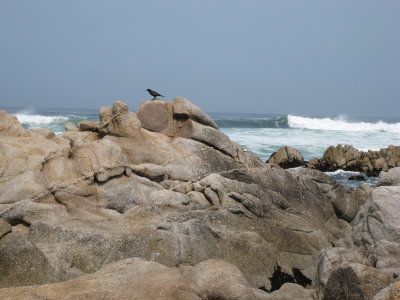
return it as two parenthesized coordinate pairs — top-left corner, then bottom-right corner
(287, 168), (371, 222)
(313, 162), (400, 299)
(267, 146), (304, 168)
(0, 110), (27, 137)
(267, 144), (400, 176)
(378, 167), (400, 187)
(0, 98), (398, 299)
(308, 144), (400, 176)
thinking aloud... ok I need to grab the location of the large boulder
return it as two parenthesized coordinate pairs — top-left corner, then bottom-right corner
(136, 100), (174, 135)
(99, 100), (141, 137)
(323, 263), (394, 300)
(352, 186), (400, 274)
(0, 224), (57, 288)
(378, 167), (400, 186)
(173, 97), (218, 129)
(78, 120), (99, 132)
(287, 168), (369, 222)
(267, 146), (305, 168)
(0, 129), (70, 204)
(181, 259), (270, 300)
(316, 247), (369, 290)
(0, 258), (202, 300)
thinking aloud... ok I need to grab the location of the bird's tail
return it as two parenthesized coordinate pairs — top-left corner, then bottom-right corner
(161, 95), (165, 97)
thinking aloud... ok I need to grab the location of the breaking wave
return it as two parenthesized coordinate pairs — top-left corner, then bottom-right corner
(14, 114), (68, 124)
(13, 113), (88, 134)
(287, 115), (400, 133)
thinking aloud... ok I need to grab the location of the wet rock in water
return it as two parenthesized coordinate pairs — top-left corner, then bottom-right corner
(348, 175), (366, 181)
(267, 145), (304, 168)
(308, 144), (400, 176)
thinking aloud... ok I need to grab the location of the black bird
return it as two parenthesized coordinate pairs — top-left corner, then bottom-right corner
(146, 89), (164, 100)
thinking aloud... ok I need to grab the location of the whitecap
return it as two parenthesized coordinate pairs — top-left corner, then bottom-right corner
(14, 114), (68, 125)
(287, 115), (400, 133)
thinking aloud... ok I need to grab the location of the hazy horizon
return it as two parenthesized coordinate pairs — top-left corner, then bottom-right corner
(3, 105), (400, 122)
(1, 1), (399, 117)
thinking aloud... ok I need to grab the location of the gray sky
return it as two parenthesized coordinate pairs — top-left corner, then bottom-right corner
(0, 0), (399, 117)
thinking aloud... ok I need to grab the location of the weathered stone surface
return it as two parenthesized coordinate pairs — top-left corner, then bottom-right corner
(288, 168), (368, 222)
(316, 247), (369, 289)
(78, 120), (99, 131)
(267, 146), (304, 168)
(181, 259), (270, 300)
(173, 96), (218, 129)
(0, 100), (397, 299)
(0, 224), (57, 288)
(0, 110), (27, 137)
(352, 186), (400, 273)
(32, 128), (56, 139)
(0, 219), (11, 239)
(136, 100), (174, 135)
(64, 122), (78, 131)
(373, 284), (393, 300)
(323, 263), (394, 300)
(99, 100), (141, 137)
(0, 131), (70, 204)
(270, 283), (316, 299)
(72, 138), (128, 182)
(388, 282), (400, 300)
(189, 119), (242, 159)
(0, 258), (202, 300)
(378, 167), (400, 186)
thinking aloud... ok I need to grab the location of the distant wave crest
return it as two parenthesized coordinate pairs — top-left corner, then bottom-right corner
(12, 113), (88, 134)
(14, 114), (68, 124)
(288, 115), (400, 133)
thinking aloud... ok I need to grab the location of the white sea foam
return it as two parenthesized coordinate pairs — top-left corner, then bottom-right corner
(325, 169), (361, 175)
(14, 114), (68, 124)
(288, 115), (400, 133)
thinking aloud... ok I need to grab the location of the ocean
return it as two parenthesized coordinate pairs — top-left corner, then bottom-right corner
(3, 107), (400, 188)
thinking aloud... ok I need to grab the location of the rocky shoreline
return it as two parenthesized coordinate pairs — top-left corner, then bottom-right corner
(0, 98), (399, 299)
(268, 144), (400, 177)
